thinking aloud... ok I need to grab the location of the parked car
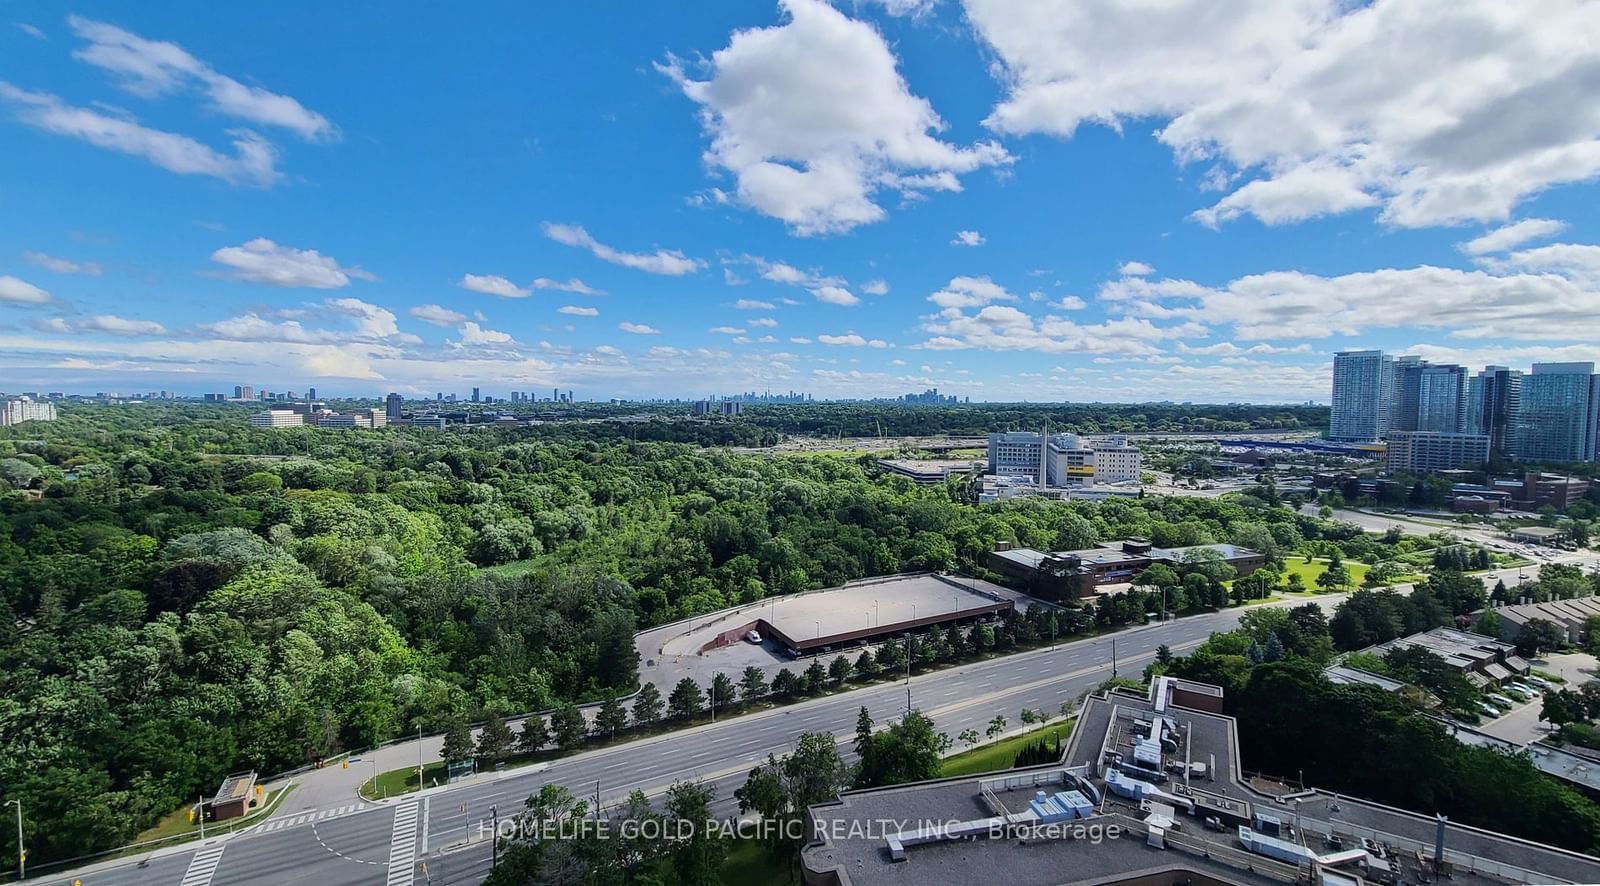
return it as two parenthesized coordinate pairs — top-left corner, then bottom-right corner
(1526, 676), (1554, 689)
(745, 630), (762, 644)
(1479, 702), (1501, 717)
(1487, 694), (1516, 708)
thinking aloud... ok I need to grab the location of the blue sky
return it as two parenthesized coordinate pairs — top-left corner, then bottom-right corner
(3, 0), (1600, 402)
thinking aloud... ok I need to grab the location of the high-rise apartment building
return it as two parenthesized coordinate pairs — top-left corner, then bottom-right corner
(1330, 350), (1392, 440)
(1464, 366), (1521, 458)
(0, 397), (57, 426)
(385, 392), (403, 423)
(1413, 364), (1466, 433)
(471, 387), (481, 403)
(1513, 363), (1600, 464)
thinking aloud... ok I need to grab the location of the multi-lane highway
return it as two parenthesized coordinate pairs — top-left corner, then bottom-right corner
(44, 597), (1315, 886)
(42, 535), (1596, 886)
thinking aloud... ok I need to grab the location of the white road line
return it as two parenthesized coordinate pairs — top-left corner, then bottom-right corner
(421, 796), (430, 856)
(179, 843), (226, 886)
(386, 802), (420, 886)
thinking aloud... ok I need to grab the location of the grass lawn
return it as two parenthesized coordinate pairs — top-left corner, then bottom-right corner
(137, 784), (295, 842)
(721, 837), (800, 885)
(941, 718), (1076, 778)
(1277, 557), (1370, 590)
(360, 761), (449, 800)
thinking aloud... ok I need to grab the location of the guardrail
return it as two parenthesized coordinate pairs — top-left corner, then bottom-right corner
(0, 780), (296, 883)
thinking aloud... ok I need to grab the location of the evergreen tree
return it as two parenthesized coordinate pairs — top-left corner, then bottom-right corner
(517, 715), (549, 755)
(710, 672), (736, 714)
(595, 696), (628, 738)
(552, 701), (586, 751)
(475, 714), (514, 762)
(632, 682), (664, 728)
(738, 666), (767, 705)
(441, 717), (474, 764)
(668, 678), (706, 720)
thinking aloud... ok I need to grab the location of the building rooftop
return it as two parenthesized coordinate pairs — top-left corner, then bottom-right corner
(1509, 525), (1566, 539)
(212, 770), (256, 806)
(759, 572), (1010, 651)
(1365, 627), (1516, 672)
(802, 679), (1600, 886)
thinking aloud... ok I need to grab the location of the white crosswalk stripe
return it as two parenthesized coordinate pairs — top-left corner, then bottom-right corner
(178, 842), (226, 886)
(386, 802), (420, 886)
(255, 802), (369, 833)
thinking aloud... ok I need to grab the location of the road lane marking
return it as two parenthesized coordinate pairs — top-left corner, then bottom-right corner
(386, 801), (420, 886)
(178, 842), (225, 886)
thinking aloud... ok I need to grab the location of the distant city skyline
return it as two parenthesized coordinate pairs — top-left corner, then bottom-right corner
(3, 3), (1598, 401)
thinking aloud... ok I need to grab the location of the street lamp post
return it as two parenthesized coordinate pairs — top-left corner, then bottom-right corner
(490, 804), (499, 870)
(5, 798), (21, 880)
(904, 631), (913, 714)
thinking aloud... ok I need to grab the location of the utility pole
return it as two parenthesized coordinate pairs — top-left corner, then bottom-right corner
(5, 798), (22, 880)
(417, 725), (424, 792)
(1111, 637), (1118, 677)
(197, 793), (205, 839)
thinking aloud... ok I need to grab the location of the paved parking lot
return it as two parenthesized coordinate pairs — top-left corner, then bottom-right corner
(1478, 652), (1596, 745)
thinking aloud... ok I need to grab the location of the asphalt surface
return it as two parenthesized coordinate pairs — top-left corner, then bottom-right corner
(44, 598), (1319, 886)
(38, 508), (1596, 886)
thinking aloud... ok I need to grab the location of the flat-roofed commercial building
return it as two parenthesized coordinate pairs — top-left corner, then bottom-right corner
(987, 540), (1264, 599)
(249, 409), (303, 428)
(801, 678), (1600, 886)
(700, 572), (1013, 655)
(987, 432), (1141, 486)
(878, 458), (982, 485)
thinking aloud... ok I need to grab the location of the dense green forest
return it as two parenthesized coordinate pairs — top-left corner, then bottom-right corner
(0, 401), (1482, 867)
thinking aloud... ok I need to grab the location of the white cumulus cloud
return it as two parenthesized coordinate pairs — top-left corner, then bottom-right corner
(952, 230), (985, 247)
(1459, 218), (1569, 256)
(661, 0), (1011, 235)
(619, 322), (661, 334)
(966, 0), (1600, 229)
(211, 238), (373, 288)
(409, 304), (468, 326)
(459, 274), (530, 298)
(543, 222), (704, 276)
